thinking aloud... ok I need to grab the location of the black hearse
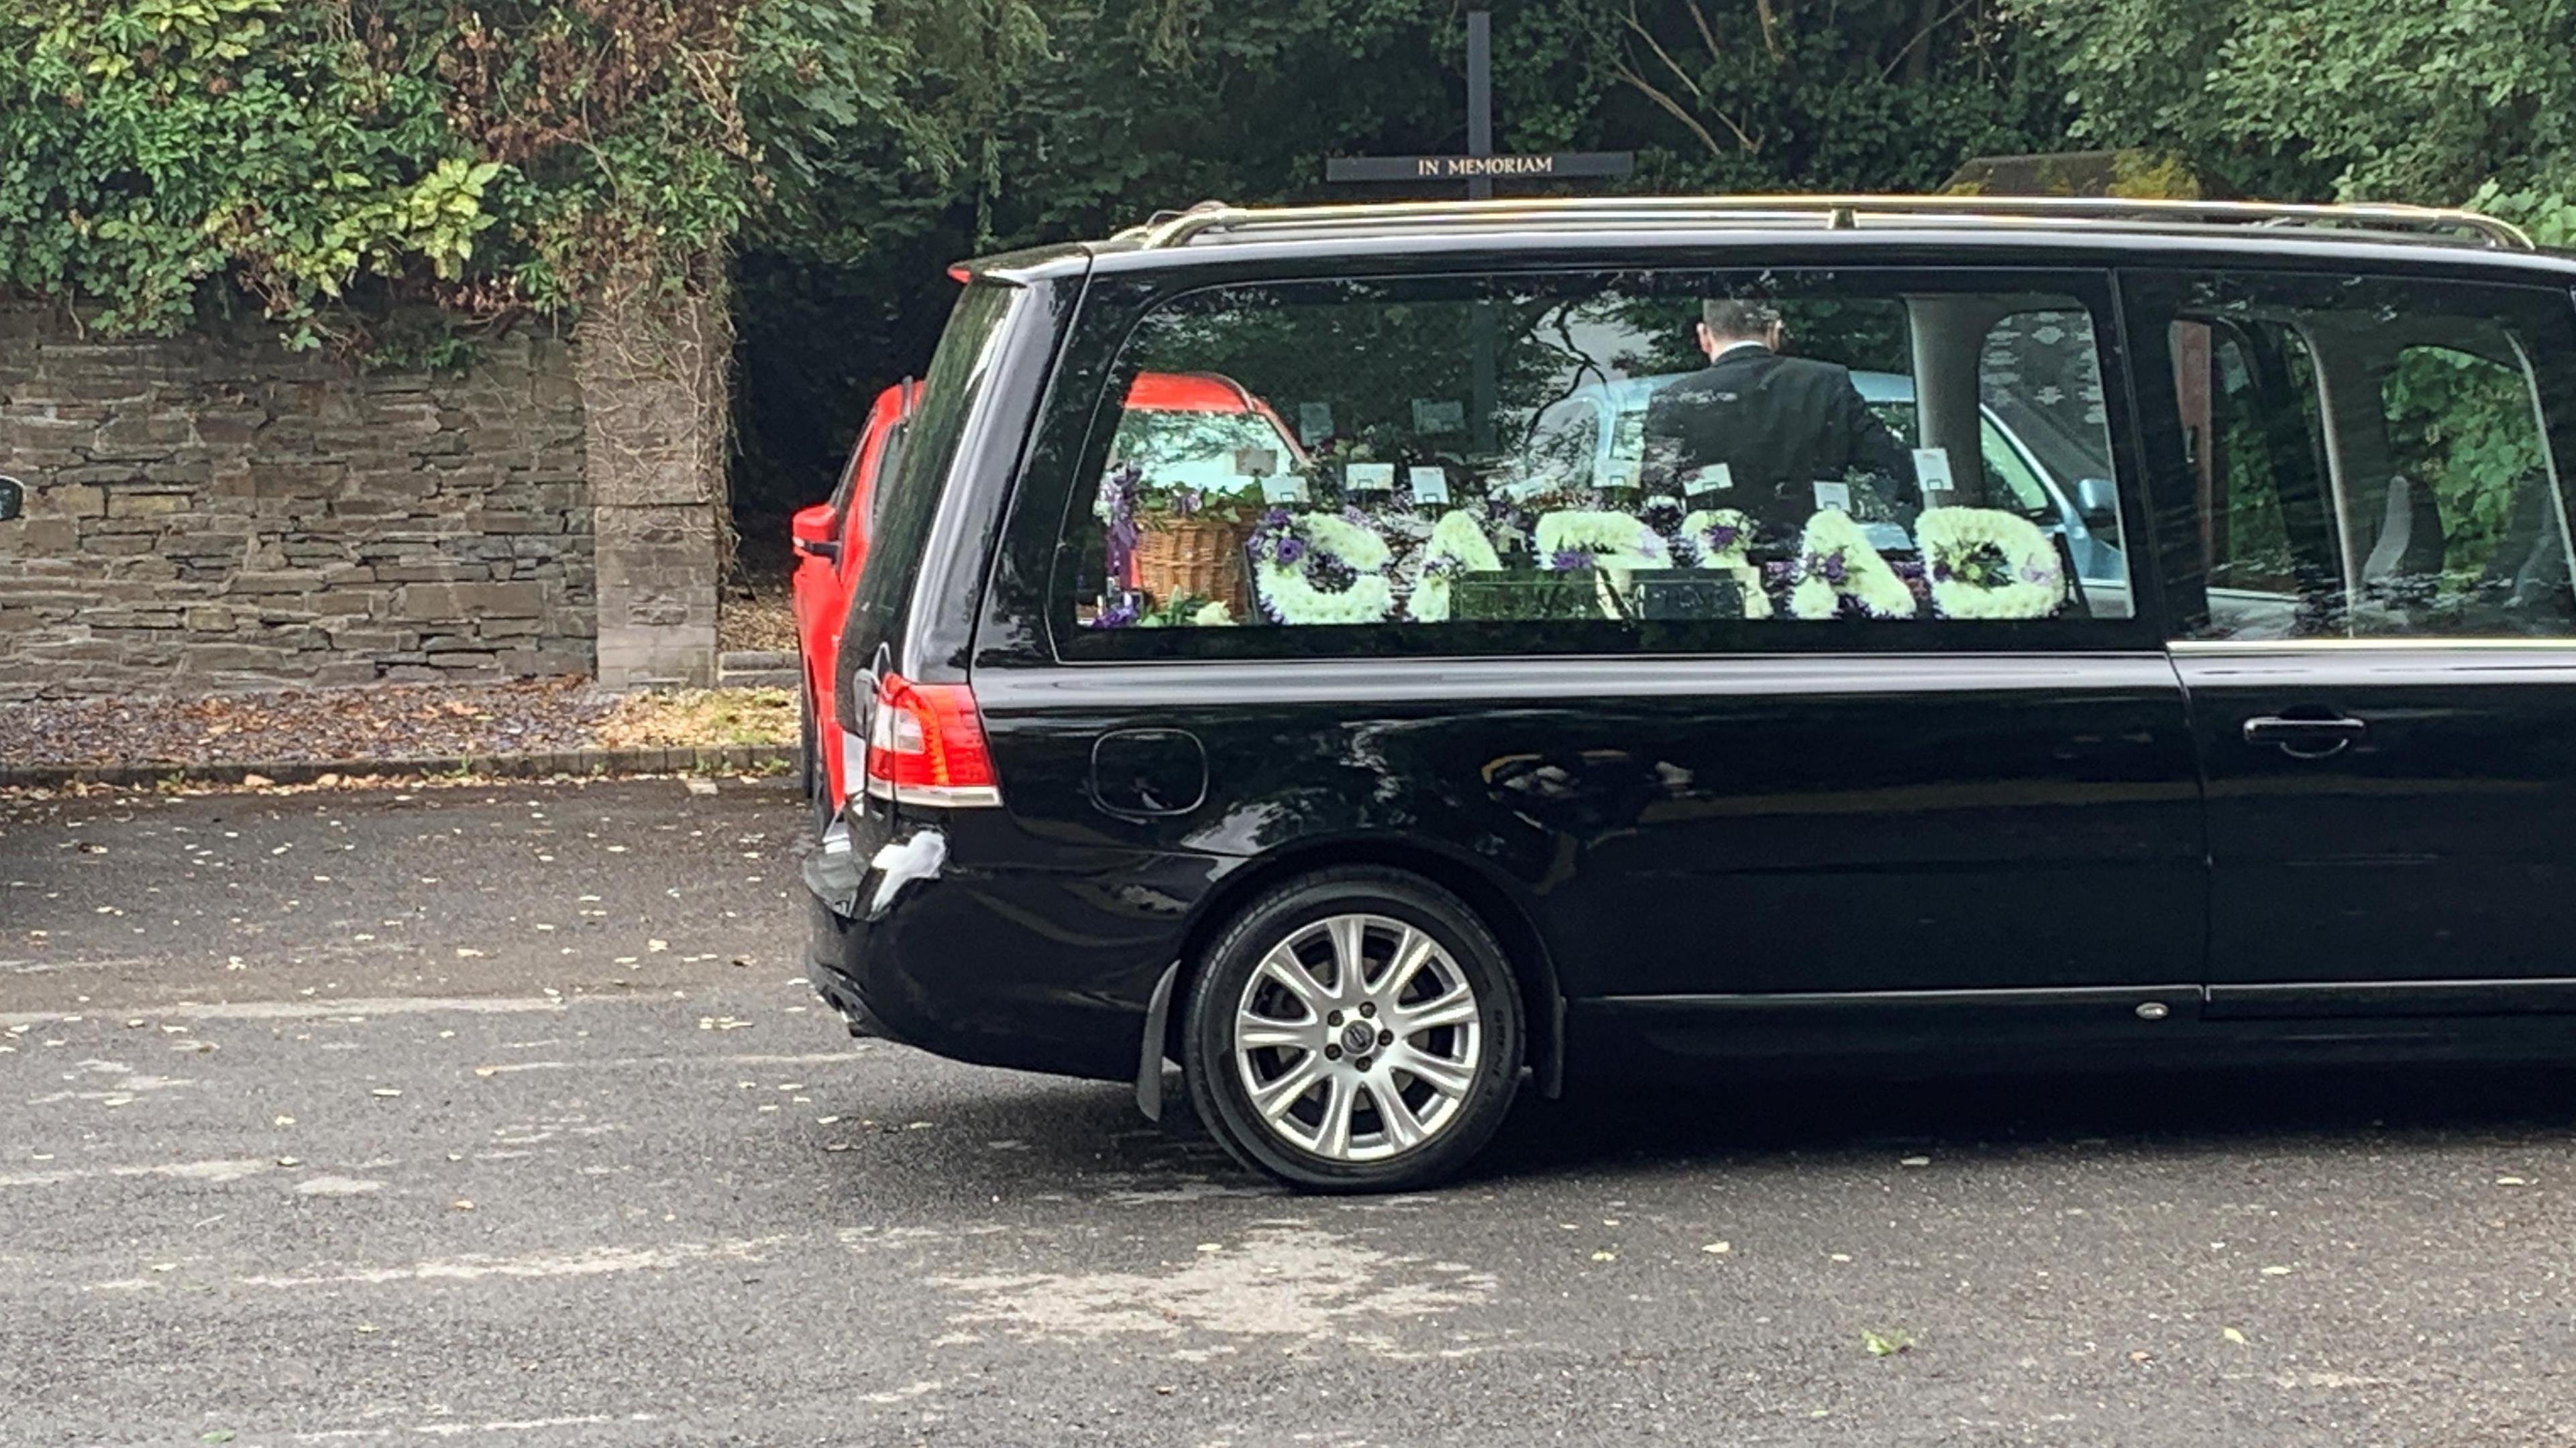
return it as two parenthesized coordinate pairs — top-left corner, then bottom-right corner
(805, 195), (2576, 1191)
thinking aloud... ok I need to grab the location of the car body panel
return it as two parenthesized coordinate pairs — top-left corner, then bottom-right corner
(793, 380), (912, 808)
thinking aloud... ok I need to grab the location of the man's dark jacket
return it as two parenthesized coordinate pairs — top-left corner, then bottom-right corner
(1640, 349), (1919, 528)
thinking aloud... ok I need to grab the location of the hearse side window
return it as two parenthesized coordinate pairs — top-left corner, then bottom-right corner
(851, 284), (1010, 630)
(2133, 272), (2576, 641)
(1059, 270), (2138, 655)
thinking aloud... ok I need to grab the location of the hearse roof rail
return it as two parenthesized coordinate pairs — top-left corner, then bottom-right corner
(1112, 194), (2534, 253)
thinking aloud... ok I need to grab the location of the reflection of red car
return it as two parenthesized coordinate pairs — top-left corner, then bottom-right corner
(789, 370), (1302, 818)
(790, 379), (914, 816)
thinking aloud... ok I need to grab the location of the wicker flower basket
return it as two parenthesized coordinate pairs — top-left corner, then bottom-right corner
(1134, 515), (1252, 619)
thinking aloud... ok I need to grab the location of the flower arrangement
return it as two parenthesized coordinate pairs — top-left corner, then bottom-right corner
(1095, 464), (1146, 596)
(1095, 461), (1263, 619)
(1915, 507), (2065, 619)
(1532, 510), (1672, 571)
(1673, 508), (1754, 566)
(1639, 494), (1687, 539)
(1407, 507), (1506, 622)
(1787, 508), (1918, 620)
(1673, 507), (1772, 620)
(1130, 594), (1236, 628)
(1246, 508), (1397, 625)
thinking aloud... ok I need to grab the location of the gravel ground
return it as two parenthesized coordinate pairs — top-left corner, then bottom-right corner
(1, 678), (617, 769)
(720, 579), (797, 655)
(0, 679), (794, 770)
(12, 779), (2576, 1445)
(720, 544), (798, 655)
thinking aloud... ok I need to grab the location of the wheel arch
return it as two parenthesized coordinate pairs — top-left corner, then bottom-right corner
(1162, 836), (1565, 1098)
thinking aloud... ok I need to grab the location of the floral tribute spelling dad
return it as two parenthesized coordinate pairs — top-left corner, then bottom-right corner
(1085, 433), (2068, 631)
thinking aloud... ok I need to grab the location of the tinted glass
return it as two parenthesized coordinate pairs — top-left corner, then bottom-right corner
(849, 286), (1011, 632)
(1061, 270), (2135, 652)
(2136, 272), (2576, 641)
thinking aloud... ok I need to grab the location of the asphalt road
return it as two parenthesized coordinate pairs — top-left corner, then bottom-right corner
(7, 778), (2576, 1447)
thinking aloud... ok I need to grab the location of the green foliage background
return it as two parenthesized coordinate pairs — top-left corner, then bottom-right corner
(6, 0), (2572, 537)
(2019, 0), (2576, 580)
(733, 0), (2070, 521)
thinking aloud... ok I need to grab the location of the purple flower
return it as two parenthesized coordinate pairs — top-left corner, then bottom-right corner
(1819, 552), (1849, 585)
(1705, 524), (1740, 551)
(1275, 535), (1307, 567)
(1094, 594), (1142, 629)
(1100, 464), (1144, 592)
(1546, 549), (1591, 572)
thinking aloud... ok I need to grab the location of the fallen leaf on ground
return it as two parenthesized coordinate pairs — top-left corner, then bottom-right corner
(1862, 1329), (1913, 1357)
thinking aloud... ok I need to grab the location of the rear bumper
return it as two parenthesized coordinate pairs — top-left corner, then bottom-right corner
(801, 810), (1209, 1083)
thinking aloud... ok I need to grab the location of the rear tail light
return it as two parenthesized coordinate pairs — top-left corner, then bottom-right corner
(863, 673), (1002, 809)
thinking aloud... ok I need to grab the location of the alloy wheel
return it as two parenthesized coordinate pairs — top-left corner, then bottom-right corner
(1230, 912), (1483, 1162)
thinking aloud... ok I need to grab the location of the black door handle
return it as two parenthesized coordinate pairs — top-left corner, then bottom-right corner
(2243, 714), (2367, 759)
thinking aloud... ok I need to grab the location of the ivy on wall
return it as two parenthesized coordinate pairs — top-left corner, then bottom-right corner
(0, 0), (954, 352)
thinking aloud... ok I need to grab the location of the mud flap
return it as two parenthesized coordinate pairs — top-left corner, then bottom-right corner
(1134, 961), (1179, 1122)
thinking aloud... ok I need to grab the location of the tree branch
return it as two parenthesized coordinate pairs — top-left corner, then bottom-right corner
(1882, 0), (1978, 83)
(1609, 56), (1756, 160)
(1752, 0), (1782, 63)
(1621, 2), (1703, 103)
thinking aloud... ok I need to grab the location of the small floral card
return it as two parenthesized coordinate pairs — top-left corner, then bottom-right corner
(1344, 462), (1396, 493)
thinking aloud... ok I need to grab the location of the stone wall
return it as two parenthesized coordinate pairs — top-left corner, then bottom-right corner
(577, 272), (728, 689)
(0, 304), (598, 702)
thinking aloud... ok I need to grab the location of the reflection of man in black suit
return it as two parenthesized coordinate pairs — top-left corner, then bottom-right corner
(1640, 299), (1919, 539)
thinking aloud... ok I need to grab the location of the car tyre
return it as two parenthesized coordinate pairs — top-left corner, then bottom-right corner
(1183, 867), (1523, 1193)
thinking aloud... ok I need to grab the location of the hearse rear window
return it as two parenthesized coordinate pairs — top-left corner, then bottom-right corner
(1057, 270), (2137, 657)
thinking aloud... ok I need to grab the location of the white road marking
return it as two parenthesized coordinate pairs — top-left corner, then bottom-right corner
(930, 1224), (1499, 1348)
(857, 1380), (945, 1406)
(413, 1416), (613, 1436)
(1, 995), (572, 1028)
(469, 1050), (865, 1079)
(0, 1157), (271, 1189)
(238, 1235), (790, 1287)
(286, 1413), (662, 1441)
(0, 956), (148, 975)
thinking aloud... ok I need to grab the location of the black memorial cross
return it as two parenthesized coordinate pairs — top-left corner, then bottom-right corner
(1321, 12), (1633, 202)
(1320, 12), (1633, 451)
